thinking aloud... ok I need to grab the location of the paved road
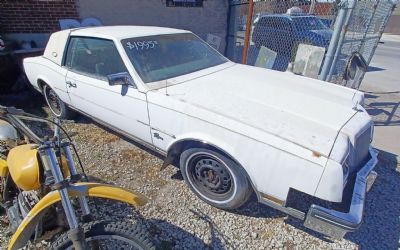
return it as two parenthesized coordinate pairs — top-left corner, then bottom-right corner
(360, 34), (400, 157)
(362, 34), (400, 95)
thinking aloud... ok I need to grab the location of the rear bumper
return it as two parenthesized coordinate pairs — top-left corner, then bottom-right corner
(304, 147), (378, 238)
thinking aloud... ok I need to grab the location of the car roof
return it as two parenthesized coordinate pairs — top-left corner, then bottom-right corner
(70, 25), (190, 40)
(258, 14), (316, 21)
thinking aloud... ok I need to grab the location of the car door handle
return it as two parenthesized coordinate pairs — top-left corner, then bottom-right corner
(66, 81), (77, 88)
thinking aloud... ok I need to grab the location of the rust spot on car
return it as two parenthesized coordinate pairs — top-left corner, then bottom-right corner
(312, 151), (321, 157)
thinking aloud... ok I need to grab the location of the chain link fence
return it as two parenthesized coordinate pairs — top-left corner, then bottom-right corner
(226, 0), (397, 89)
(329, 0), (396, 87)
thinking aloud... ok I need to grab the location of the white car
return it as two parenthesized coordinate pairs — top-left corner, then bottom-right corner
(24, 26), (377, 238)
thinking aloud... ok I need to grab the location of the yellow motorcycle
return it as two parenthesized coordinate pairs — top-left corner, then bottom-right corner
(0, 106), (154, 250)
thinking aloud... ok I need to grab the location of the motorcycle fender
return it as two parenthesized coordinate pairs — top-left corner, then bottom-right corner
(8, 182), (148, 250)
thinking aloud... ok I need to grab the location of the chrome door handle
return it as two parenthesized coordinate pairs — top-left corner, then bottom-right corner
(66, 81), (77, 88)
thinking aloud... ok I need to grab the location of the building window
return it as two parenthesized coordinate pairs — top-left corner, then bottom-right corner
(166, 0), (204, 7)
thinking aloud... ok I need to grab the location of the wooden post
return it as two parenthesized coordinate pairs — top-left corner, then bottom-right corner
(242, 0), (254, 64)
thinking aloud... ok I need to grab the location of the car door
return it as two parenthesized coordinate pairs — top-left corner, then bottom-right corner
(63, 36), (153, 144)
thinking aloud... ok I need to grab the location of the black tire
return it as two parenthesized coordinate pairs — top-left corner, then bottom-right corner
(180, 148), (251, 210)
(50, 220), (155, 250)
(43, 84), (74, 119)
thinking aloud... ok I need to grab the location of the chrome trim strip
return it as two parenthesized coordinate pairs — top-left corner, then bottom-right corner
(304, 147), (378, 237)
(258, 194), (305, 220)
(150, 127), (176, 139)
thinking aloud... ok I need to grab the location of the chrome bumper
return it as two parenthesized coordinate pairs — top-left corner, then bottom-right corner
(304, 148), (378, 238)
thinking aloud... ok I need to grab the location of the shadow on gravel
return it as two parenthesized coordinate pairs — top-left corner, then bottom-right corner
(190, 208), (231, 249)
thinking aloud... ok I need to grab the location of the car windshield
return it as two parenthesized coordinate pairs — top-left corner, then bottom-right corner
(292, 16), (328, 31)
(122, 33), (228, 83)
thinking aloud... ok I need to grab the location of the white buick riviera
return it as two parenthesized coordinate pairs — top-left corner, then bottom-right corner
(24, 26), (378, 238)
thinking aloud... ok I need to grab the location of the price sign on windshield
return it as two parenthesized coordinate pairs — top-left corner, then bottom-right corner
(126, 41), (158, 50)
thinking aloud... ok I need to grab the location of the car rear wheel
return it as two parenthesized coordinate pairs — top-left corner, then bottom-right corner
(180, 148), (251, 210)
(43, 84), (74, 119)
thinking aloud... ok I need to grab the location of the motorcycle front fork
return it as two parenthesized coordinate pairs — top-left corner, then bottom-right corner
(40, 143), (91, 250)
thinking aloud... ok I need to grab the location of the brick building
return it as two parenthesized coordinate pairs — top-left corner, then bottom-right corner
(0, 0), (229, 51)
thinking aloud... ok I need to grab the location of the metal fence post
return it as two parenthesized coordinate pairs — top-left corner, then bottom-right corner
(326, 0), (356, 82)
(309, 0), (316, 14)
(355, 1), (397, 88)
(242, 0), (254, 64)
(319, 0), (350, 81)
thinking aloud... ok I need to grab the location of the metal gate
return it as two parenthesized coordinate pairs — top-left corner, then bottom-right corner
(226, 0), (397, 89)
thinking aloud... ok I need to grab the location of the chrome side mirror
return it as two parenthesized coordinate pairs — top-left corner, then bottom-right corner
(344, 52), (367, 81)
(107, 72), (136, 88)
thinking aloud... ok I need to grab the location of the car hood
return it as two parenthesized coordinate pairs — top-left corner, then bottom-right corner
(155, 63), (362, 157)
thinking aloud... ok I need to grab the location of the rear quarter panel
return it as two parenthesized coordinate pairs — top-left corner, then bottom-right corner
(23, 56), (70, 104)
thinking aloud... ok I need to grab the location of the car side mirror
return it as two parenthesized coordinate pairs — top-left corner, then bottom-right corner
(344, 52), (367, 81)
(107, 72), (136, 88)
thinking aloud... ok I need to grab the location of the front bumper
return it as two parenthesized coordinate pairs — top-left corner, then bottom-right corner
(304, 147), (378, 238)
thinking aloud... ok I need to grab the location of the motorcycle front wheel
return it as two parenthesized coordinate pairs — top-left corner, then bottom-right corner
(50, 220), (155, 250)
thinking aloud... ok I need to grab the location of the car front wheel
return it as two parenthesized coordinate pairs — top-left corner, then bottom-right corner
(180, 148), (251, 210)
(43, 84), (74, 119)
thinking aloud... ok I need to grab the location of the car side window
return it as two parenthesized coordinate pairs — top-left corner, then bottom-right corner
(64, 37), (128, 80)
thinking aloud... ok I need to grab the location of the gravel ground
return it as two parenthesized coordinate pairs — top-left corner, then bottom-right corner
(0, 91), (399, 249)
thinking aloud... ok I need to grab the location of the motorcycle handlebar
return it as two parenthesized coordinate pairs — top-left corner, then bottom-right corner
(0, 105), (25, 116)
(0, 106), (58, 144)
(6, 107), (25, 116)
(1, 105), (87, 178)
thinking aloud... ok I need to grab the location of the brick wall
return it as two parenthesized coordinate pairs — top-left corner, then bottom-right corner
(77, 0), (229, 52)
(0, 0), (79, 33)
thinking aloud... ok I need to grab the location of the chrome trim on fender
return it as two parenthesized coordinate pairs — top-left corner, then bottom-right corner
(304, 147), (378, 238)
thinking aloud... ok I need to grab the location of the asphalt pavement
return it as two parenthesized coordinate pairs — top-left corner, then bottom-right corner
(360, 34), (400, 158)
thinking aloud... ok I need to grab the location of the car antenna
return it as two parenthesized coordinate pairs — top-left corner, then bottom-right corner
(165, 80), (169, 96)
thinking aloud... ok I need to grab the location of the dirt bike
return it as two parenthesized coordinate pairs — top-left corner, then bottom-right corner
(0, 105), (155, 249)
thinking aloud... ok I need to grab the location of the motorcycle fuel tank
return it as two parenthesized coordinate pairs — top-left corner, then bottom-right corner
(7, 144), (40, 191)
(0, 158), (7, 177)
